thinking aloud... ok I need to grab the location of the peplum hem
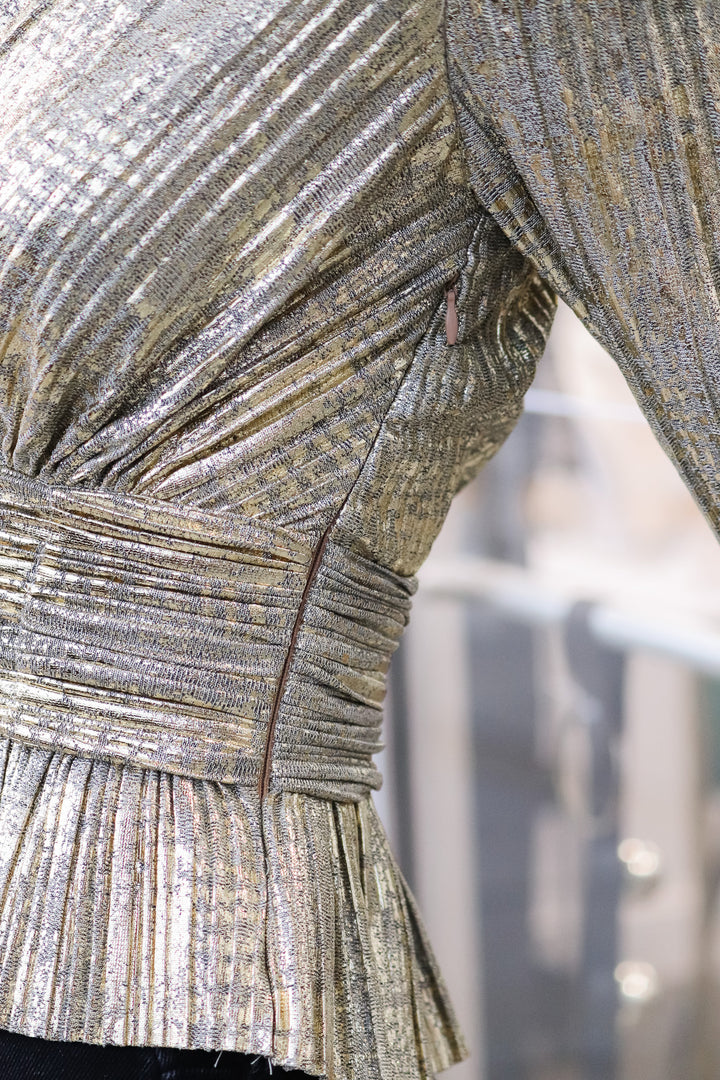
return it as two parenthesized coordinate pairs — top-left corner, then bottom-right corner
(0, 736), (468, 1080)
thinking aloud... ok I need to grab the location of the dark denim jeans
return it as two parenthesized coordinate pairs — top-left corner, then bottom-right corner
(0, 1028), (313, 1079)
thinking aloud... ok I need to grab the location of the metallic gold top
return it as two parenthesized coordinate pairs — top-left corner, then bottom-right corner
(0, 0), (714, 1077)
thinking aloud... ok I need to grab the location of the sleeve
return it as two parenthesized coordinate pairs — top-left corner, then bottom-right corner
(445, 0), (720, 539)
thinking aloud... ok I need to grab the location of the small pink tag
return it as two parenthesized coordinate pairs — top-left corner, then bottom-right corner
(445, 286), (458, 346)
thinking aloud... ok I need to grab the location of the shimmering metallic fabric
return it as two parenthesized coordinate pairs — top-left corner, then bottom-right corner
(0, 740), (465, 1077)
(0, 1), (555, 1074)
(446, 1), (720, 540)
(0, 464), (416, 797)
(6, 0), (715, 1077)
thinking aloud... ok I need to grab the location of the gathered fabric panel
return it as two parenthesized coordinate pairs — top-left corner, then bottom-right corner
(0, 465), (311, 784)
(0, 737), (467, 1080)
(0, 466), (417, 800)
(269, 540), (416, 800)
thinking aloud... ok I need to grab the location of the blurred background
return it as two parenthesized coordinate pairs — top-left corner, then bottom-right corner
(374, 301), (720, 1080)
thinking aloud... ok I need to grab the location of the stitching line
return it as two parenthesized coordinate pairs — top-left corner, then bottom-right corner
(257, 512), (338, 800)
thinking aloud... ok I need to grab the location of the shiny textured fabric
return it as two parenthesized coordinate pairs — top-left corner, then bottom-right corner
(0, 464), (416, 796)
(0, 0), (716, 1077)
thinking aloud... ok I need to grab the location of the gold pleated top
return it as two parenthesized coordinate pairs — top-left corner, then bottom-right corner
(1, 1), (719, 1077)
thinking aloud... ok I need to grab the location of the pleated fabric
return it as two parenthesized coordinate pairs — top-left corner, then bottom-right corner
(0, 0), (577, 1075)
(0, 736), (465, 1080)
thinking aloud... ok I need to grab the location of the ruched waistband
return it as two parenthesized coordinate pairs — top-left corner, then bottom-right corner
(0, 467), (415, 799)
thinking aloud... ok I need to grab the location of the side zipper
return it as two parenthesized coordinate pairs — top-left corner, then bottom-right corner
(445, 279), (459, 345)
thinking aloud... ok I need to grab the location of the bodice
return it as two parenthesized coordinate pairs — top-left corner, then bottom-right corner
(0, 0), (554, 799)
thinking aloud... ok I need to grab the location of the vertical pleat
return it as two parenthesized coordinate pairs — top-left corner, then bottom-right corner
(0, 737), (467, 1078)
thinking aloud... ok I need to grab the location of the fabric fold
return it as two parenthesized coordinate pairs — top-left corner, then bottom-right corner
(0, 736), (468, 1080)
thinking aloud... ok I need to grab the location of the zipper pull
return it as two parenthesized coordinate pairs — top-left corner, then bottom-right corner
(445, 281), (458, 346)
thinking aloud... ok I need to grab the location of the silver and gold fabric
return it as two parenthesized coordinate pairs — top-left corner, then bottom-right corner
(0, 0), (716, 1077)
